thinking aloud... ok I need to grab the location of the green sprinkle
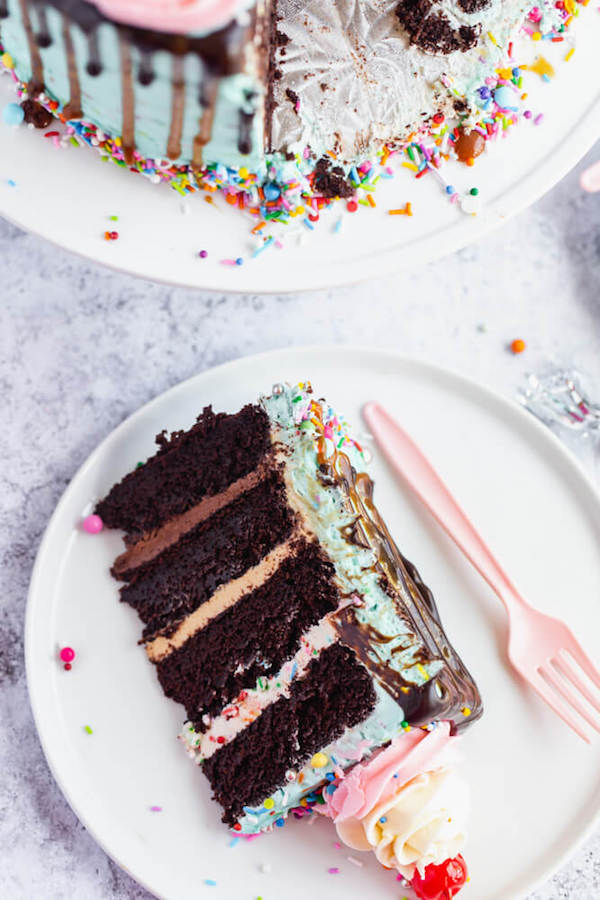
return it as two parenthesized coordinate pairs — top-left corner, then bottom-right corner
(400, 720), (409, 728)
(109, 215), (119, 221)
(136, 461), (144, 468)
(337, 437), (345, 449)
(292, 395), (302, 403)
(470, 187), (479, 196)
(84, 725), (93, 735)
(69, 136), (79, 147)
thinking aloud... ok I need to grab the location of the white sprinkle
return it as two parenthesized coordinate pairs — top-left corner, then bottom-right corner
(260, 863), (272, 874)
(347, 856), (363, 867)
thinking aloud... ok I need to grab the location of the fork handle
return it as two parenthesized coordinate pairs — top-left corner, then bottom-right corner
(363, 402), (527, 614)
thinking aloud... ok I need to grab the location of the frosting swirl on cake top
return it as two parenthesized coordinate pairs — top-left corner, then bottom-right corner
(85, 0), (252, 34)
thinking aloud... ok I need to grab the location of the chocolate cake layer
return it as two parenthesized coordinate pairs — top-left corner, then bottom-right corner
(202, 643), (377, 824)
(155, 539), (340, 723)
(96, 404), (271, 540)
(120, 471), (295, 639)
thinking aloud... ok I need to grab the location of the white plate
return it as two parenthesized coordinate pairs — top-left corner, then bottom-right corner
(26, 346), (600, 900)
(2, 14), (600, 293)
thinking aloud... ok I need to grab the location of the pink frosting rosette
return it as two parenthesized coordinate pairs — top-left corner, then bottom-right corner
(86, 0), (249, 34)
(322, 722), (469, 879)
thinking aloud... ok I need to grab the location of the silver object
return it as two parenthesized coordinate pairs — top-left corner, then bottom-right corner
(519, 368), (600, 436)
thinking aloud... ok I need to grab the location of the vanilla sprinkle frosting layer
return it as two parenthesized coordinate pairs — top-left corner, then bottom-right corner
(180, 617), (339, 761)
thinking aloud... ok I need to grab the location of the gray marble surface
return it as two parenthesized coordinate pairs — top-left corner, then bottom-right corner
(2, 141), (600, 900)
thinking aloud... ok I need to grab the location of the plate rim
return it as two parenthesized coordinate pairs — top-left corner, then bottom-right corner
(25, 345), (600, 899)
(1, 65), (600, 292)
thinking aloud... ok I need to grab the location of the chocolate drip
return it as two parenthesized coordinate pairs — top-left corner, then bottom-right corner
(119, 35), (135, 165)
(33, 2), (52, 47)
(137, 48), (155, 86)
(61, 14), (82, 119)
(85, 29), (102, 76)
(0, 1), (9, 19)
(307, 396), (482, 731)
(238, 109), (254, 156)
(166, 55), (185, 161)
(193, 74), (219, 169)
(18, 0), (45, 93)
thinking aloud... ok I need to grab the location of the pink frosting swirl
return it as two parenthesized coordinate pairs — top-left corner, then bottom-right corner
(86, 0), (249, 34)
(325, 722), (455, 823)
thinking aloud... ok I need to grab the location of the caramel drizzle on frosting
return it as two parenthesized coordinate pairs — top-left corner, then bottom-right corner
(145, 537), (297, 663)
(61, 14), (83, 119)
(19, 0), (45, 92)
(307, 395), (482, 728)
(119, 34), (135, 165)
(166, 55), (186, 160)
(192, 74), (219, 168)
(112, 465), (268, 578)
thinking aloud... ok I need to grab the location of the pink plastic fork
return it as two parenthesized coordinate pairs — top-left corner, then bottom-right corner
(363, 401), (600, 743)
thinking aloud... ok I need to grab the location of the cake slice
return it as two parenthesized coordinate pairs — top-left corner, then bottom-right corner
(96, 382), (482, 895)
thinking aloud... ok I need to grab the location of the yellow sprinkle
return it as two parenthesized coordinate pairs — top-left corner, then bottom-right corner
(296, 206), (305, 216)
(263, 798), (275, 810)
(487, 31), (498, 46)
(1, 52), (14, 69)
(496, 67), (513, 79)
(400, 686), (410, 694)
(238, 167), (249, 179)
(114, 136), (122, 147)
(529, 55), (555, 78)
(300, 798), (308, 807)
(531, 31), (541, 41)
(311, 752), (329, 768)
(462, 706), (472, 717)
(416, 663), (430, 681)
(565, 47), (575, 61)
(402, 161), (418, 173)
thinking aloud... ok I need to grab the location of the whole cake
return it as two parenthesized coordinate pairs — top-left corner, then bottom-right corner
(0, 0), (576, 196)
(95, 382), (482, 897)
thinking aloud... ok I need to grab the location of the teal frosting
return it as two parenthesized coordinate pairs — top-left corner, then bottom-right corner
(1, 0), (265, 169)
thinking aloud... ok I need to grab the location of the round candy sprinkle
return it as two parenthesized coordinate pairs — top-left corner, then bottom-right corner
(198, 250), (208, 258)
(275, 818), (285, 827)
(64, 663), (72, 671)
(1, 52), (14, 69)
(235, 257), (244, 266)
(445, 185), (455, 195)
(263, 798), (275, 810)
(60, 647), (75, 663)
(511, 338), (526, 354)
(346, 200), (358, 213)
(233, 822), (242, 831)
(3, 103), (25, 126)
(263, 183), (281, 201)
(310, 752), (328, 768)
(83, 514), (103, 534)
(470, 187), (479, 196)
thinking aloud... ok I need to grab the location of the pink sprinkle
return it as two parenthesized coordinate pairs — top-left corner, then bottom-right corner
(334, 842), (342, 849)
(534, 114), (544, 126)
(59, 646), (75, 663)
(328, 868), (340, 874)
(347, 856), (363, 867)
(82, 514), (103, 534)
(150, 806), (162, 812)
(220, 259), (238, 266)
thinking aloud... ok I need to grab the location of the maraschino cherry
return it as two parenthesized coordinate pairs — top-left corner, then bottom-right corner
(411, 855), (468, 900)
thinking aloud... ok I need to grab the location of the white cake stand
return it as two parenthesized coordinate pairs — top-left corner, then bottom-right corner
(1, 14), (599, 292)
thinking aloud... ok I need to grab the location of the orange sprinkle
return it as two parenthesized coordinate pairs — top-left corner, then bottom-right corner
(225, 194), (237, 205)
(251, 221), (266, 234)
(366, 194), (376, 208)
(511, 339), (526, 354)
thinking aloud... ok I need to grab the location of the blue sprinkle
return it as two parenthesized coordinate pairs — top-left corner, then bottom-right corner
(379, 816), (387, 824)
(275, 818), (285, 827)
(326, 783), (337, 795)
(446, 185), (455, 195)
(542, 74), (551, 83)
(290, 661), (298, 679)
(478, 86), (491, 100)
(333, 217), (343, 234)
(2, 103), (25, 127)
(7, 179), (16, 188)
(393, 774), (399, 778)
(228, 837), (240, 848)
(325, 773), (335, 782)
(303, 217), (315, 231)
(263, 182), (280, 201)
(512, 67), (521, 78)
(235, 257), (244, 266)
(204, 879), (217, 886)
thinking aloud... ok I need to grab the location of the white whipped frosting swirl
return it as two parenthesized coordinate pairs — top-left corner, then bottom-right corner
(336, 765), (469, 879)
